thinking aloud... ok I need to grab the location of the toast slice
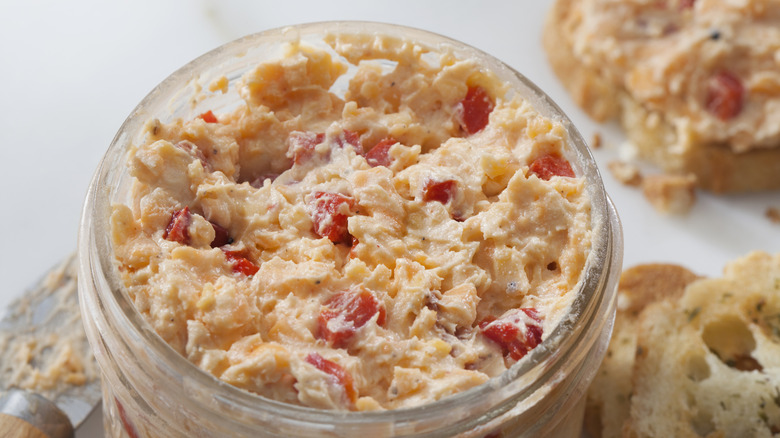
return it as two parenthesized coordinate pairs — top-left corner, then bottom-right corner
(584, 264), (700, 438)
(624, 252), (780, 437)
(543, 0), (780, 193)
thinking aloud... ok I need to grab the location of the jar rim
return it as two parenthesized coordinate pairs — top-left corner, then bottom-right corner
(79, 20), (622, 430)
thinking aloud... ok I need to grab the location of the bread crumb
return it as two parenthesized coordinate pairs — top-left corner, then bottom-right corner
(591, 132), (602, 149)
(618, 141), (639, 161)
(642, 174), (697, 214)
(607, 160), (643, 186)
(209, 75), (229, 94)
(767, 207), (780, 224)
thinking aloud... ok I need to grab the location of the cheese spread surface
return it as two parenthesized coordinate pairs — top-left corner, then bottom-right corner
(111, 33), (592, 411)
(561, 0), (780, 154)
(0, 255), (97, 400)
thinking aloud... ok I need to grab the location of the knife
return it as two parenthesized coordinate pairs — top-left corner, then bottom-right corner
(0, 254), (101, 438)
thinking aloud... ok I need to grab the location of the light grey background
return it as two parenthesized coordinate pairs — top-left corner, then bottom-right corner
(1, 1), (777, 435)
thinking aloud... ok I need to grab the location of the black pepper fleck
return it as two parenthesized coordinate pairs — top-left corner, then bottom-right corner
(710, 29), (721, 40)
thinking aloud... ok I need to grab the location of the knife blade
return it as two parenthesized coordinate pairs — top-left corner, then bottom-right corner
(0, 254), (101, 437)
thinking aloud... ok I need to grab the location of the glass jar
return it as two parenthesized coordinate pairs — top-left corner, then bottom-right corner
(78, 21), (623, 438)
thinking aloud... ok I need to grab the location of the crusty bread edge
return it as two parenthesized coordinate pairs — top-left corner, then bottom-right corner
(542, 0), (620, 123)
(620, 95), (780, 193)
(583, 264), (700, 438)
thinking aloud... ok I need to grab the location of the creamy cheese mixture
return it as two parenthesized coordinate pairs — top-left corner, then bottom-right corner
(0, 255), (97, 400)
(563, 0), (780, 153)
(110, 34), (592, 411)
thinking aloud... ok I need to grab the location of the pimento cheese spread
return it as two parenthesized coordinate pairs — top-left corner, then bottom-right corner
(554, 0), (780, 154)
(110, 33), (592, 411)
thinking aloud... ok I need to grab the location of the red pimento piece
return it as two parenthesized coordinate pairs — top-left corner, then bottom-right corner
(308, 192), (356, 244)
(478, 315), (496, 330)
(305, 352), (357, 405)
(336, 130), (361, 151)
(422, 179), (457, 204)
(480, 308), (543, 361)
(115, 398), (141, 438)
(209, 221), (232, 248)
(289, 131), (326, 164)
(706, 71), (744, 121)
(679, 0), (695, 9)
(317, 287), (386, 348)
(199, 110), (218, 123)
(222, 249), (259, 276)
(458, 85), (494, 134)
(163, 207), (191, 245)
(529, 154), (576, 180)
(365, 137), (396, 167)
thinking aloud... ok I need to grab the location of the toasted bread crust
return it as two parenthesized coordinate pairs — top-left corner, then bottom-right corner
(626, 252), (780, 437)
(620, 97), (780, 193)
(616, 264), (701, 317)
(542, 0), (620, 123)
(586, 253), (780, 438)
(584, 264), (699, 438)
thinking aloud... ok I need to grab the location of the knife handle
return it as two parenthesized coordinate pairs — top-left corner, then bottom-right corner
(0, 390), (74, 438)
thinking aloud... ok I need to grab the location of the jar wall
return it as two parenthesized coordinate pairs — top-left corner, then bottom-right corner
(79, 198), (621, 437)
(78, 21), (623, 438)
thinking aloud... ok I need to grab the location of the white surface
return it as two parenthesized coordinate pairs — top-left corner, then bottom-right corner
(0, 1), (777, 436)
